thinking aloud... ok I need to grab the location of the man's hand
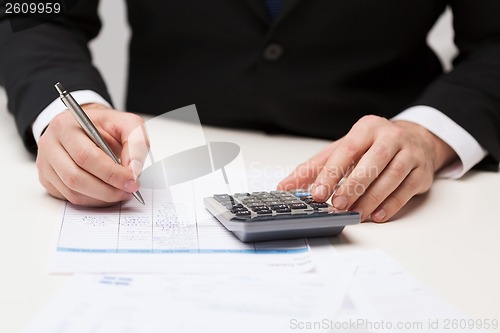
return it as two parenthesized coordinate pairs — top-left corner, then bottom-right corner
(36, 104), (149, 206)
(278, 115), (457, 222)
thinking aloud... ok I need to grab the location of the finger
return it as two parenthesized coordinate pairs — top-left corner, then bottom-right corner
(37, 130), (66, 201)
(60, 129), (139, 194)
(370, 169), (428, 222)
(332, 139), (401, 211)
(277, 142), (337, 191)
(38, 140), (127, 205)
(96, 112), (149, 179)
(37, 157), (65, 201)
(121, 119), (150, 180)
(348, 151), (413, 221)
(53, 179), (127, 207)
(310, 124), (374, 203)
(54, 137), (135, 203)
(48, 162), (124, 206)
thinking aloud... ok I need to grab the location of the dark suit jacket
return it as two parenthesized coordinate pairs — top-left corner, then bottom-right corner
(1, 0), (500, 169)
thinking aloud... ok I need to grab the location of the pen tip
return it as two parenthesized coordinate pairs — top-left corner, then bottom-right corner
(133, 191), (145, 205)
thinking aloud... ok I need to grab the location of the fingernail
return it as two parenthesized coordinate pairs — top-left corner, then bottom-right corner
(373, 209), (386, 221)
(332, 195), (348, 210)
(129, 160), (143, 180)
(312, 184), (329, 201)
(124, 180), (138, 192)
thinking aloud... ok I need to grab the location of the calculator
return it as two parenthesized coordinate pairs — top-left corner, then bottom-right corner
(203, 190), (359, 242)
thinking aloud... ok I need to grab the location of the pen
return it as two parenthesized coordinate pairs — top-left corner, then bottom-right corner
(54, 82), (145, 205)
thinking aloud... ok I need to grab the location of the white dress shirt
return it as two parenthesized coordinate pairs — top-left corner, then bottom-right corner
(32, 90), (111, 142)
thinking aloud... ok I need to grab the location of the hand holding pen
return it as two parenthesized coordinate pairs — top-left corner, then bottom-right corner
(34, 83), (149, 206)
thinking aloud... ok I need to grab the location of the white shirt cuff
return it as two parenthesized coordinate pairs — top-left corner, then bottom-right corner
(32, 90), (111, 143)
(392, 106), (487, 179)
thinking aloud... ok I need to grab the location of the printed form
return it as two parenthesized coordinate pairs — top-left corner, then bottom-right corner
(49, 175), (314, 274)
(23, 269), (355, 333)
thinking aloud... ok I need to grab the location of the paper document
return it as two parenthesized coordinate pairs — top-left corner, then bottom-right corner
(335, 250), (488, 333)
(50, 174), (314, 274)
(23, 268), (355, 333)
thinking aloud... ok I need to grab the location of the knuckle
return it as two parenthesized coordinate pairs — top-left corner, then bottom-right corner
(365, 191), (382, 206)
(73, 147), (94, 167)
(107, 167), (133, 191)
(105, 168), (120, 184)
(388, 193), (405, 211)
(323, 165), (342, 181)
(339, 139), (359, 157)
(404, 175), (420, 194)
(372, 144), (390, 161)
(62, 169), (81, 190)
(348, 173), (364, 188)
(390, 125), (406, 141)
(347, 175), (367, 196)
(359, 115), (383, 127)
(387, 160), (408, 179)
(50, 112), (69, 130)
(414, 171), (433, 194)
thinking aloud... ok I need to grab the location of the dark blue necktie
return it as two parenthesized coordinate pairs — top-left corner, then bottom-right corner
(265, 0), (284, 21)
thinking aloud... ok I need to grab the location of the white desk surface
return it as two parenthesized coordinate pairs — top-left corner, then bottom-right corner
(1, 104), (499, 332)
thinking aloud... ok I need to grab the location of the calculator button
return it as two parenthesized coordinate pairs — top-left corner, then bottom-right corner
(270, 190), (286, 195)
(230, 203), (244, 208)
(235, 210), (251, 216)
(275, 208), (292, 213)
(231, 207), (249, 213)
(234, 193), (250, 197)
(214, 194), (232, 202)
(283, 199), (303, 204)
(242, 199), (261, 204)
(289, 203), (308, 209)
(310, 202), (329, 209)
(291, 191), (311, 198)
(251, 205), (270, 212)
(262, 198), (278, 202)
(263, 201), (282, 206)
(256, 209), (273, 214)
(269, 204), (289, 210)
(246, 202), (266, 208)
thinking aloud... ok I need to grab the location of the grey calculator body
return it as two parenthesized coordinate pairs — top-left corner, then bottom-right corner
(203, 190), (359, 242)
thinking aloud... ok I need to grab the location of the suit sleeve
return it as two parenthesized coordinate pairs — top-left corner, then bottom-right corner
(410, 0), (500, 168)
(0, 0), (112, 153)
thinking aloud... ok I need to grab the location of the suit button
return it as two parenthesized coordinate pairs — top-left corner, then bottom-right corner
(262, 43), (284, 62)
